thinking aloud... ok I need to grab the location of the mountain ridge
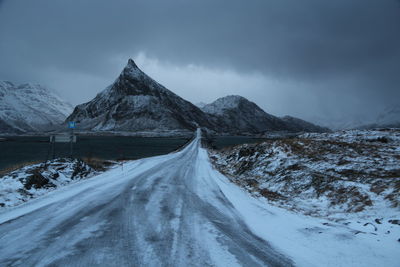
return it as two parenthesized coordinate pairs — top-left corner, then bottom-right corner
(201, 95), (290, 134)
(66, 59), (329, 135)
(201, 95), (329, 134)
(0, 81), (73, 134)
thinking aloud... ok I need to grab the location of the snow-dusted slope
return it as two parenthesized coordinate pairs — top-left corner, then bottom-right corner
(211, 129), (400, 219)
(67, 59), (214, 133)
(202, 95), (328, 134)
(202, 95), (289, 134)
(202, 95), (247, 116)
(0, 81), (73, 134)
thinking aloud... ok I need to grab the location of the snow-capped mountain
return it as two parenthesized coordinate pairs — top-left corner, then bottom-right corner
(0, 81), (73, 134)
(66, 59), (215, 133)
(201, 95), (328, 134)
(201, 95), (289, 134)
(67, 60), (328, 135)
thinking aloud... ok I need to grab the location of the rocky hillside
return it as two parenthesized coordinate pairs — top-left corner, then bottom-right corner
(0, 81), (73, 134)
(66, 59), (215, 134)
(210, 129), (400, 220)
(202, 95), (328, 134)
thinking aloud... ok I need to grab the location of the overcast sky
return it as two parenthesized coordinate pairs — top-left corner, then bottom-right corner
(0, 0), (399, 126)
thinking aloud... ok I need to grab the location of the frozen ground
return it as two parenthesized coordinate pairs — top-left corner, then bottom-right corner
(0, 129), (398, 266)
(211, 129), (400, 266)
(0, 158), (104, 209)
(211, 129), (400, 218)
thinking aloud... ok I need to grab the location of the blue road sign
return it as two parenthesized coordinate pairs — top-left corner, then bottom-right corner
(68, 121), (76, 129)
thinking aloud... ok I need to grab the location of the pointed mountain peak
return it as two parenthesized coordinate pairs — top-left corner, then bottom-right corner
(127, 58), (139, 69)
(120, 58), (145, 81)
(108, 58), (170, 96)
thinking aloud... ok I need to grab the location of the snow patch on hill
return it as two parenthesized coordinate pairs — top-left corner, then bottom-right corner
(202, 95), (246, 115)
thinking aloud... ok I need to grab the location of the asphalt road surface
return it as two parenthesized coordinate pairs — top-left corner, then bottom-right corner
(0, 130), (293, 267)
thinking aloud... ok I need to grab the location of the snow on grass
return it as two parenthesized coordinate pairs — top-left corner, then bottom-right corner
(210, 129), (400, 219)
(203, 146), (400, 267)
(208, 129), (400, 266)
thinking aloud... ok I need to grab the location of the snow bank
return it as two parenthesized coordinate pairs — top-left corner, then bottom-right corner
(0, 158), (100, 209)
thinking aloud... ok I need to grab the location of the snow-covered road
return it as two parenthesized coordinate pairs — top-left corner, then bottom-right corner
(0, 130), (293, 266)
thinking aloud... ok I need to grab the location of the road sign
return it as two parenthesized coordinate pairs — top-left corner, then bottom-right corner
(68, 121), (76, 129)
(50, 135), (77, 143)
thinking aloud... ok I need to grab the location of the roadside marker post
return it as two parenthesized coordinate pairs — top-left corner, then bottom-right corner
(48, 122), (77, 159)
(68, 121), (76, 158)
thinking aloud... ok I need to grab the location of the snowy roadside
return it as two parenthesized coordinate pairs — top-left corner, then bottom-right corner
(0, 130), (197, 211)
(0, 158), (115, 209)
(203, 147), (400, 265)
(210, 129), (400, 219)
(209, 129), (400, 265)
(0, 151), (178, 225)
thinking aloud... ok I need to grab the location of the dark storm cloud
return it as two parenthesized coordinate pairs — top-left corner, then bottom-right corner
(0, 0), (399, 125)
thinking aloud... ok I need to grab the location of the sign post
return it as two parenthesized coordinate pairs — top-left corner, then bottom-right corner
(68, 121), (76, 158)
(49, 129), (77, 160)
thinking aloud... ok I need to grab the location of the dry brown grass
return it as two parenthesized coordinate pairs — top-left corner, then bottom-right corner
(210, 132), (400, 215)
(370, 181), (388, 195)
(259, 188), (286, 201)
(80, 157), (115, 171)
(327, 186), (373, 212)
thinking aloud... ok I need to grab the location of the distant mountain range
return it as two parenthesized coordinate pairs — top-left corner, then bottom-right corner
(66, 59), (329, 135)
(3, 59), (361, 136)
(200, 95), (330, 134)
(0, 81), (73, 134)
(313, 105), (400, 131)
(201, 95), (288, 133)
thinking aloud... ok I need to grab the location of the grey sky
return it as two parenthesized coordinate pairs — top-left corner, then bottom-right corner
(0, 0), (399, 126)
